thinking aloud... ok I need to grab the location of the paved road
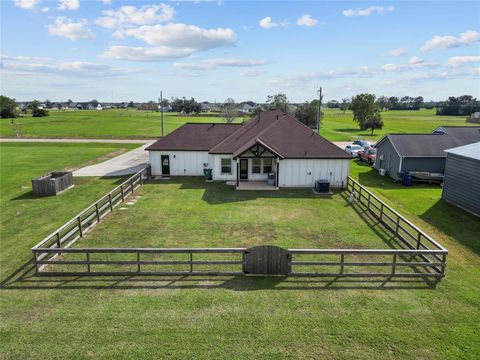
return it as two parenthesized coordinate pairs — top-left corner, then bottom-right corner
(0, 138), (155, 144)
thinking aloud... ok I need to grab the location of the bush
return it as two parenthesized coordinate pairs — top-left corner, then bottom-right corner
(32, 108), (49, 117)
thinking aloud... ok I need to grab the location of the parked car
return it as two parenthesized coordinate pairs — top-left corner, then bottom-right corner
(353, 140), (372, 149)
(344, 144), (363, 157)
(358, 148), (377, 165)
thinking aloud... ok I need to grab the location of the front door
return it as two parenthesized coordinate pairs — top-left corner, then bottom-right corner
(161, 155), (170, 176)
(240, 159), (248, 180)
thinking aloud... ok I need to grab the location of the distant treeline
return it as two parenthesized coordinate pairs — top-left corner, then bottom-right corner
(326, 94), (480, 116)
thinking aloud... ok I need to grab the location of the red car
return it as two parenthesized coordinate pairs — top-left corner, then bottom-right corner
(358, 148), (376, 165)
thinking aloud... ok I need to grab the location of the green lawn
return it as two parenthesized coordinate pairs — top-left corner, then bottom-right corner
(0, 109), (243, 139)
(1, 144), (479, 359)
(0, 108), (471, 141)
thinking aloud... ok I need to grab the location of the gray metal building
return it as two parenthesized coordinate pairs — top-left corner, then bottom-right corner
(374, 126), (480, 179)
(442, 142), (480, 217)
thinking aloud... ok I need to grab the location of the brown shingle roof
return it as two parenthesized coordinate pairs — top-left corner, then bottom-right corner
(146, 110), (351, 159)
(145, 123), (241, 151)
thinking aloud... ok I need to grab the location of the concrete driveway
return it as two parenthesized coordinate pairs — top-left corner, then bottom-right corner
(73, 142), (153, 177)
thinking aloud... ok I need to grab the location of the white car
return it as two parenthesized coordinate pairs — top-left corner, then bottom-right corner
(344, 144), (363, 157)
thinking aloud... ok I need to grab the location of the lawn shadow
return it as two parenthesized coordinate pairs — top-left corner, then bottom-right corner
(1, 264), (439, 291)
(421, 199), (480, 256)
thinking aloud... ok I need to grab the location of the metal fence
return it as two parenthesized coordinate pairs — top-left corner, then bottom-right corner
(32, 175), (447, 279)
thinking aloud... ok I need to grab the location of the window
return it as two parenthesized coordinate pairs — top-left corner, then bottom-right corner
(221, 158), (232, 174)
(252, 158), (261, 173)
(263, 159), (273, 173)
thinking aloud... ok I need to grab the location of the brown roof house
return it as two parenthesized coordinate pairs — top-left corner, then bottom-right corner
(146, 110), (352, 189)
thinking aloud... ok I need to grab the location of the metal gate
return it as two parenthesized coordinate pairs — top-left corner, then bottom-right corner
(244, 245), (291, 275)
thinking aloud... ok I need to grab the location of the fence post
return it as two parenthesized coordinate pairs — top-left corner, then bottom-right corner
(189, 252), (193, 273)
(416, 233), (422, 249)
(391, 254), (397, 276)
(78, 216), (83, 237)
(86, 252), (90, 273)
(137, 252), (141, 273)
(95, 203), (100, 222)
(440, 254), (447, 274)
(131, 178), (135, 194)
(108, 193), (113, 211)
(120, 185), (125, 202)
(340, 254), (345, 274)
(33, 252), (39, 273)
(380, 203), (384, 221)
(56, 232), (61, 247)
(367, 194), (371, 210)
(395, 217), (400, 236)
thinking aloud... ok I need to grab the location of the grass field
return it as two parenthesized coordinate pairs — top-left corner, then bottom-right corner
(0, 108), (471, 141)
(1, 143), (479, 359)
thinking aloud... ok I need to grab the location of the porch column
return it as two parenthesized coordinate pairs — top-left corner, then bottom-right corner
(236, 159), (239, 189)
(276, 159), (280, 190)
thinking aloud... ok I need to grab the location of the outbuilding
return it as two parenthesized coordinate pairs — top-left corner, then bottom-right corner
(442, 142), (480, 216)
(374, 126), (480, 180)
(146, 110), (352, 189)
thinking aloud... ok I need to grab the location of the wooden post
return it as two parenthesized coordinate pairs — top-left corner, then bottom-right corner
(367, 194), (371, 210)
(395, 217), (400, 236)
(189, 252), (193, 273)
(108, 193), (113, 211)
(120, 185), (125, 202)
(416, 233), (422, 249)
(131, 178), (134, 194)
(391, 254), (397, 275)
(242, 251), (246, 273)
(95, 203), (100, 222)
(86, 252), (90, 273)
(440, 254), (447, 274)
(78, 216), (83, 237)
(380, 203), (384, 220)
(340, 254), (345, 274)
(56, 232), (61, 247)
(33, 252), (39, 273)
(137, 253), (141, 272)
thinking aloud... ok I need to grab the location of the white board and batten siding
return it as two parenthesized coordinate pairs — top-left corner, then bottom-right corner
(277, 159), (350, 188)
(212, 155), (236, 181)
(149, 151), (210, 176)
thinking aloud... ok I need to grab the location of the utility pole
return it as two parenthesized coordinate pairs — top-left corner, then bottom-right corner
(316, 87), (322, 133)
(160, 91), (164, 137)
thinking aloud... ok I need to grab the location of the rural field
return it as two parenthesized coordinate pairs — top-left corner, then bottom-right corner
(1, 142), (479, 358)
(0, 108), (471, 141)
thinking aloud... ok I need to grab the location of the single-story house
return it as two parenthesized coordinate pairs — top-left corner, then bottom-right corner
(146, 110), (352, 189)
(442, 142), (480, 216)
(374, 126), (480, 179)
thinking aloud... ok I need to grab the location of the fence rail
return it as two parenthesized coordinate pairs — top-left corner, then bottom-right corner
(32, 167), (149, 268)
(31, 175), (447, 279)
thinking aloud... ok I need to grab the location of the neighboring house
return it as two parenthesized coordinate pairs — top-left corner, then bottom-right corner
(96, 104), (103, 110)
(201, 102), (212, 112)
(466, 112), (480, 124)
(237, 102), (255, 113)
(146, 110), (352, 189)
(442, 142), (480, 216)
(374, 126), (480, 179)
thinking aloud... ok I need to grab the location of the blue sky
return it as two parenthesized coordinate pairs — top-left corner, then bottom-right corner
(1, 0), (479, 102)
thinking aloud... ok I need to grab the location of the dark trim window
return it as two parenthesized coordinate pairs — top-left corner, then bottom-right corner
(221, 158), (232, 175)
(263, 159), (273, 173)
(252, 158), (261, 173)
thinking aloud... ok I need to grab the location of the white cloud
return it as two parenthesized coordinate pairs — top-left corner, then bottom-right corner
(58, 0), (79, 11)
(99, 0), (112, 4)
(296, 14), (318, 27)
(174, 58), (268, 70)
(240, 69), (262, 77)
(41, 6), (49, 12)
(102, 23), (237, 61)
(259, 16), (288, 29)
(96, 4), (175, 29)
(0, 56), (141, 77)
(388, 48), (407, 57)
(409, 56), (423, 65)
(447, 55), (480, 67)
(381, 57), (439, 72)
(421, 30), (480, 52)
(342, 6), (394, 17)
(13, 0), (40, 10)
(47, 17), (95, 40)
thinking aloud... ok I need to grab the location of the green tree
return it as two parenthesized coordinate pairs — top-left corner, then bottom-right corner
(29, 99), (49, 117)
(221, 98), (236, 123)
(365, 112), (384, 135)
(295, 99), (321, 128)
(0, 96), (19, 118)
(350, 93), (380, 131)
(266, 93), (289, 113)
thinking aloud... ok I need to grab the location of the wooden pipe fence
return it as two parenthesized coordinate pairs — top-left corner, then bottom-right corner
(32, 175), (447, 279)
